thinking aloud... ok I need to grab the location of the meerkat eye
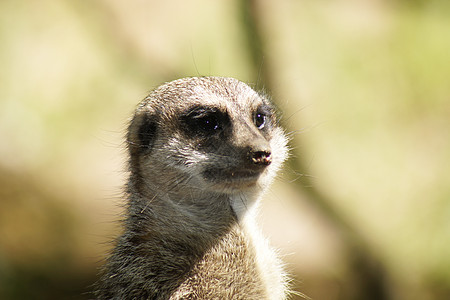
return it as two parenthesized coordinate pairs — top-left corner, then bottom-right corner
(254, 112), (266, 129)
(195, 113), (220, 132)
(181, 107), (227, 136)
(254, 104), (273, 130)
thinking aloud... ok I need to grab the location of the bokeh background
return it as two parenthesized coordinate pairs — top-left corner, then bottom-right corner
(1, 0), (449, 299)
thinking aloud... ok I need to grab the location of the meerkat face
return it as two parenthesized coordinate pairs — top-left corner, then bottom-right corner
(127, 77), (288, 198)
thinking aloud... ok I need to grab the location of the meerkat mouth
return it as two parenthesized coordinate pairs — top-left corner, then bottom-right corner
(203, 167), (264, 188)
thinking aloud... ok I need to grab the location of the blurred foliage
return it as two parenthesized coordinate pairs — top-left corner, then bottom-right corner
(0, 170), (96, 299)
(0, 0), (449, 299)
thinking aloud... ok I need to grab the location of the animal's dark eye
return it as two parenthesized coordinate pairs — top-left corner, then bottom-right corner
(254, 112), (266, 129)
(254, 104), (274, 130)
(181, 106), (227, 136)
(194, 113), (220, 133)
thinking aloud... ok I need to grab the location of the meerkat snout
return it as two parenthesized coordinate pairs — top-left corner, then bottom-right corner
(250, 149), (272, 166)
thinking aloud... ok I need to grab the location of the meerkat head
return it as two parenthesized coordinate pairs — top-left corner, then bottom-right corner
(127, 77), (288, 207)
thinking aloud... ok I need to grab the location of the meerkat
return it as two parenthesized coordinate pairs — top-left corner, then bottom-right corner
(95, 77), (289, 299)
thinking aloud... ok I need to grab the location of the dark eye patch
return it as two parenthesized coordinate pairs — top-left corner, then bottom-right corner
(180, 106), (230, 137)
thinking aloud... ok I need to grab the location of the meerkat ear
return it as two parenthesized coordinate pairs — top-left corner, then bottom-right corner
(138, 114), (158, 149)
(128, 112), (158, 154)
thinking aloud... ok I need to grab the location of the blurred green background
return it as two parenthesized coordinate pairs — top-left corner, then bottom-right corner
(1, 0), (449, 299)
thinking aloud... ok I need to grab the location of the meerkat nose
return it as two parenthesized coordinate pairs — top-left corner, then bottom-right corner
(250, 150), (272, 166)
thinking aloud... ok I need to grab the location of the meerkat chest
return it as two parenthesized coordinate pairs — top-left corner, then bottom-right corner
(170, 222), (286, 300)
(169, 226), (265, 299)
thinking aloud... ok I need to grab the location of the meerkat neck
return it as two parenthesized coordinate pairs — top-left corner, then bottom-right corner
(125, 184), (240, 244)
